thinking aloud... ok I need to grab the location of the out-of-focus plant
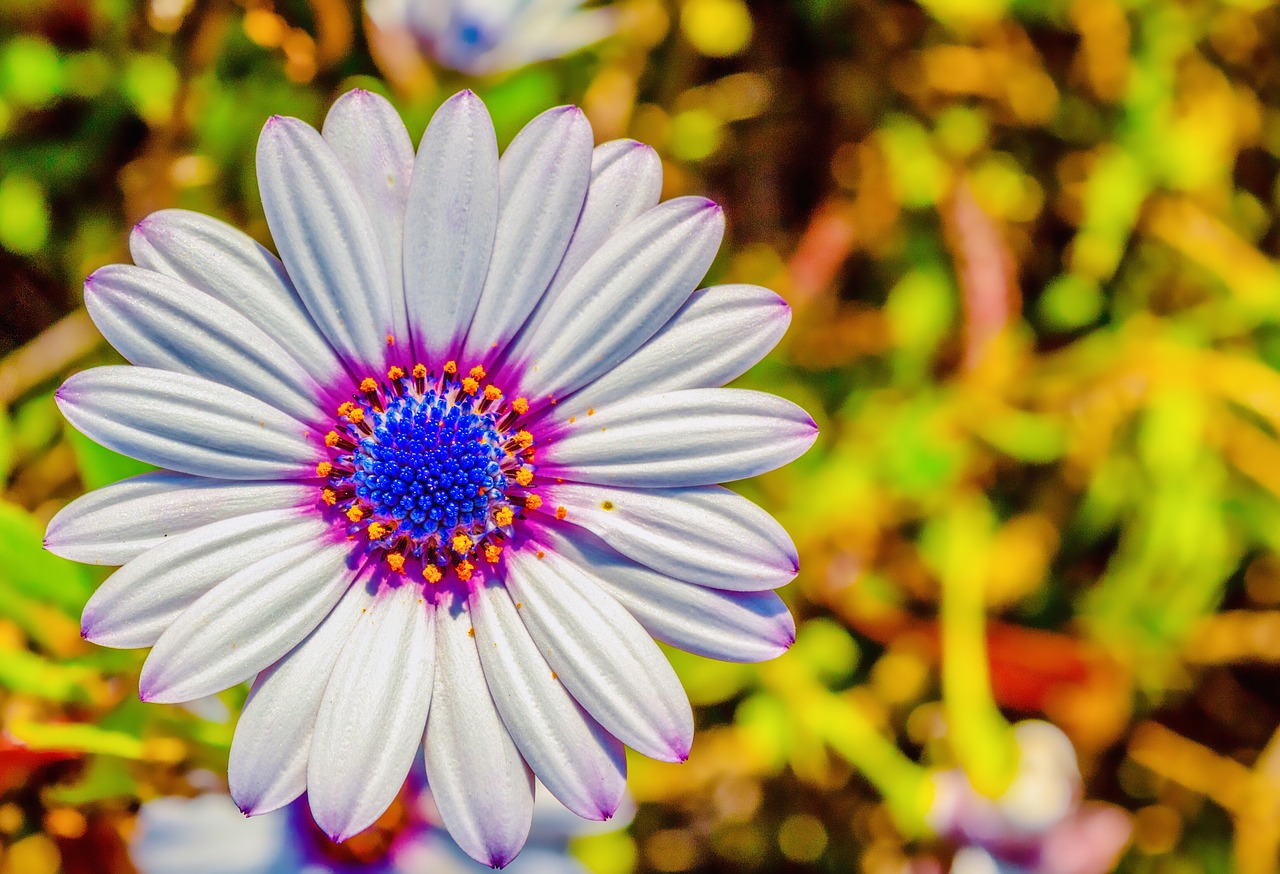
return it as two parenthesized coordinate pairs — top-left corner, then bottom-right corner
(6, 0), (1280, 872)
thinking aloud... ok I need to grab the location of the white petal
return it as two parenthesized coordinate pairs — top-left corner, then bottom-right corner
(82, 508), (329, 649)
(257, 116), (396, 368)
(129, 209), (345, 389)
(425, 586), (534, 868)
(469, 580), (627, 820)
(548, 284), (791, 421)
(403, 91), (499, 364)
(492, 8), (616, 72)
(501, 140), (662, 368)
(537, 524), (794, 662)
(84, 265), (325, 425)
(505, 541), (693, 762)
(56, 366), (323, 480)
(540, 388), (816, 487)
(461, 105), (592, 363)
(321, 89), (414, 350)
(45, 472), (313, 566)
(513, 197), (724, 402)
(540, 484), (797, 591)
(138, 537), (359, 702)
(228, 578), (374, 816)
(308, 580), (435, 842)
(549, 140), (662, 300)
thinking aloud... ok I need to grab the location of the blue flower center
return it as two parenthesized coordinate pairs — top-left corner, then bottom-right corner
(318, 363), (543, 582)
(353, 394), (506, 538)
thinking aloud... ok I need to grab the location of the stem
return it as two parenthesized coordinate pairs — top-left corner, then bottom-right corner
(940, 496), (1018, 797)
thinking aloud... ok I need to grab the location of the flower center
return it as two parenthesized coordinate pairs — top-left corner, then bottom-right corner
(317, 362), (540, 583)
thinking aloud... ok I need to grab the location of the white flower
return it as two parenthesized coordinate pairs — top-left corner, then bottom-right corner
(366, 0), (617, 76)
(131, 781), (631, 873)
(46, 89), (813, 866)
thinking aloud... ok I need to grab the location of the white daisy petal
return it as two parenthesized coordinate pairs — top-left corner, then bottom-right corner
(536, 524), (795, 662)
(514, 197), (725, 401)
(81, 508), (329, 649)
(540, 484), (798, 591)
(308, 580), (436, 842)
(469, 580), (627, 821)
(321, 89), (414, 349)
(494, 7), (617, 71)
(541, 388), (816, 487)
(548, 284), (791, 421)
(403, 90), (499, 364)
(425, 587), (534, 868)
(501, 140), (662, 368)
(138, 538), (359, 703)
(462, 105), (592, 362)
(229, 578), (374, 816)
(84, 265), (325, 425)
(257, 115), (395, 369)
(44, 472), (313, 566)
(553, 139), (662, 288)
(55, 366), (323, 480)
(129, 209), (345, 388)
(506, 541), (694, 762)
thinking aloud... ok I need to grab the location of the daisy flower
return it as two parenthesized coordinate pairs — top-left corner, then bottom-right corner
(131, 779), (631, 874)
(927, 722), (1133, 874)
(45, 89), (813, 866)
(365, 0), (617, 76)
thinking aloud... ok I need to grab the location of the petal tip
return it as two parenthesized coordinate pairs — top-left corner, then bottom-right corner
(485, 851), (516, 870)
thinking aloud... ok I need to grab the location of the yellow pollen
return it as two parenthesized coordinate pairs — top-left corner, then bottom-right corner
(462, 377), (480, 395)
(337, 401), (355, 417)
(456, 561), (475, 582)
(494, 506), (514, 527)
(555, 506), (567, 521)
(515, 468), (533, 487)
(346, 505), (365, 523)
(587, 408), (595, 416)
(469, 365), (486, 380)
(348, 408), (364, 424)
(423, 564), (442, 584)
(512, 398), (529, 415)
(525, 495), (543, 510)
(385, 553), (406, 573)
(484, 543), (503, 563)
(412, 363), (427, 379)
(387, 366), (405, 380)
(360, 377), (378, 393)
(536, 550), (546, 559)
(452, 533), (474, 554)
(514, 430), (533, 447)
(386, 333), (395, 346)
(316, 461), (333, 477)
(325, 431), (341, 447)
(484, 385), (502, 401)
(444, 360), (458, 375)
(321, 488), (336, 506)
(525, 449), (536, 462)
(367, 522), (388, 539)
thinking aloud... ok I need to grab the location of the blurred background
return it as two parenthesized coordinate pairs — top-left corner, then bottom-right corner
(3, 0), (1280, 871)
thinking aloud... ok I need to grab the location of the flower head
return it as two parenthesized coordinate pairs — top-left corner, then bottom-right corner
(47, 88), (814, 866)
(366, 0), (617, 76)
(926, 722), (1133, 874)
(130, 781), (631, 874)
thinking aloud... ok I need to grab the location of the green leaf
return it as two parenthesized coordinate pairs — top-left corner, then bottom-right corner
(0, 501), (94, 612)
(0, 649), (102, 703)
